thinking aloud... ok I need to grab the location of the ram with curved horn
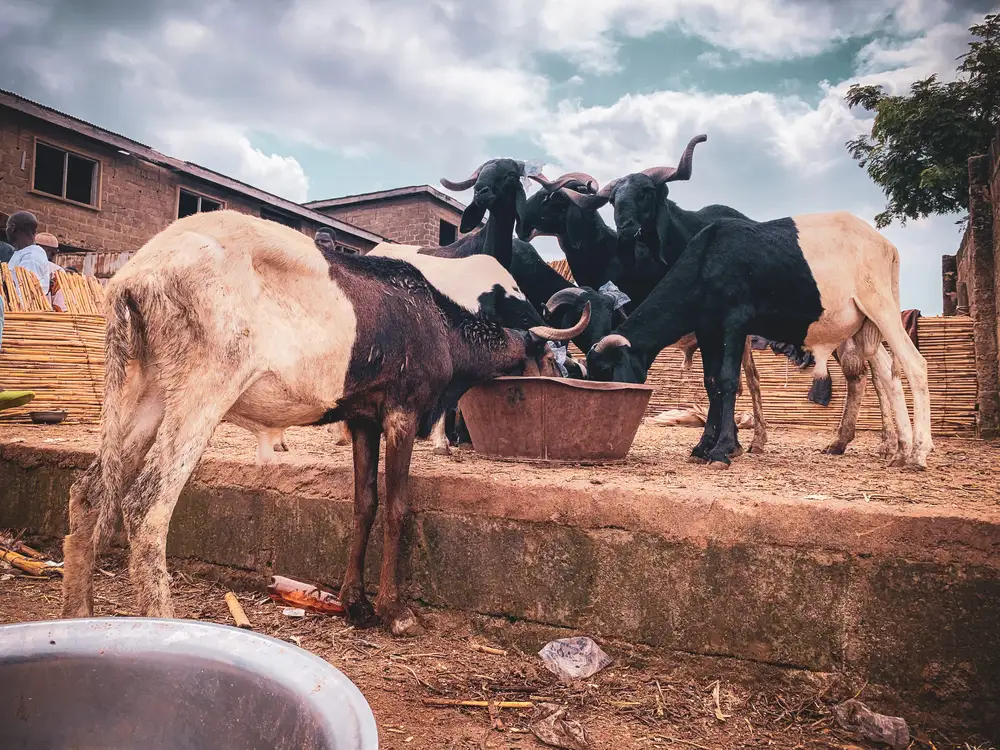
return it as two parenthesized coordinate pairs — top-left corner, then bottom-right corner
(586, 210), (929, 470)
(60, 208), (593, 639)
(525, 136), (899, 459)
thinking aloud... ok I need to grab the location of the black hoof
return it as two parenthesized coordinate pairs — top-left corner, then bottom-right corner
(344, 598), (378, 629)
(807, 375), (833, 407)
(822, 443), (846, 455)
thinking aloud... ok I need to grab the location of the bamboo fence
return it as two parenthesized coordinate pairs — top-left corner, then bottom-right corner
(1, 263), (52, 312)
(0, 313), (106, 424)
(643, 316), (978, 437)
(52, 270), (107, 315)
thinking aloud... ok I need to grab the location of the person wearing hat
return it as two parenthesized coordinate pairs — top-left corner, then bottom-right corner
(6, 210), (51, 296)
(35, 231), (67, 312)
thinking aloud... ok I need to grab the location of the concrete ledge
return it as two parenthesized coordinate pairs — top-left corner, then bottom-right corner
(2, 439), (999, 732)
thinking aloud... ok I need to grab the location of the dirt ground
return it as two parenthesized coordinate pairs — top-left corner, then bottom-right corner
(3, 420), (999, 516)
(0, 551), (995, 750)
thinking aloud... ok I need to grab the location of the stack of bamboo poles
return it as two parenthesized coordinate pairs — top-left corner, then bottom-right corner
(53, 270), (106, 315)
(1, 263), (52, 312)
(644, 316), (978, 437)
(0, 313), (106, 424)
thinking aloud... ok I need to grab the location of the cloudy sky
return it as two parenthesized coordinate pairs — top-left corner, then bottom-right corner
(2, 0), (995, 314)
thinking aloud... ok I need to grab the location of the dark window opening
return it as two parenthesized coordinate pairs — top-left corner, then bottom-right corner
(439, 219), (456, 246)
(33, 142), (98, 206)
(261, 206), (301, 230)
(178, 189), (223, 218)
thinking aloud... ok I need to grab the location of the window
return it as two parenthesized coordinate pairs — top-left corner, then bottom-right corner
(439, 219), (456, 246)
(177, 188), (223, 218)
(32, 141), (100, 207)
(260, 206), (302, 230)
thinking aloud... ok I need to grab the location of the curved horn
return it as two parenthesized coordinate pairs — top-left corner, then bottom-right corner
(440, 161), (489, 192)
(529, 302), (591, 342)
(641, 134), (707, 185)
(593, 333), (632, 354)
(563, 190), (610, 211)
(544, 286), (588, 314)
(529, 172), (599, 194)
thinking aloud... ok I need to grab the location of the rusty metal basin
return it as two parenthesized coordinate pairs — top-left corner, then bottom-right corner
(458, 376), (654, 462)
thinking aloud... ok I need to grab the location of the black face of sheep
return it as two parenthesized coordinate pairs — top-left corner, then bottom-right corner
(541, 136), (707, 269)
(517, 188), (575, 242)
(586, 336), (647, 384)
(442, 158), (528, 235)
(542, 286), (619, 353)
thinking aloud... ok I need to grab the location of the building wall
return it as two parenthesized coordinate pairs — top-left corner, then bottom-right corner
(317, 194), (466, 247)
(944, 128), (1000, 438)
(0, 107), (374, 277)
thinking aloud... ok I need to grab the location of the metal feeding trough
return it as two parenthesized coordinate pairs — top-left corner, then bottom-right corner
(0, 618), (378, 750)
(459, 376), (654, 462)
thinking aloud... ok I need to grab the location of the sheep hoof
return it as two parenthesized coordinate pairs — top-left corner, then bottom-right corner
(729, 443), (744, 459)
(708, 460), (731, 470)
(687, 454), (708, 464)
(748, 443), (766, 455)
(822, 442), (846, 455)
(273, 441), (289, 453)
(432, 444), (452, 456)
(888, 452), (908, 468)
(389, 608), (425, 638)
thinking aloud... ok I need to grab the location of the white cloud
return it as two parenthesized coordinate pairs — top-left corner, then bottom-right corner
(160, 125), (310, 202)
(0, 0), (987, 313)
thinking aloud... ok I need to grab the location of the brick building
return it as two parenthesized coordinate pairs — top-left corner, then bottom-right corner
(0, 89), (387, 281)
(941, 123), (1000, 437)
(305, 185), (479, 247)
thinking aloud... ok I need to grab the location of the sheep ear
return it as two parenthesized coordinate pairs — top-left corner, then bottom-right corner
(460, 201), (487, 233)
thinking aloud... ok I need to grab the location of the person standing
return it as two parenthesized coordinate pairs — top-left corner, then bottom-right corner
(36, 232), (67, 311)
(6, 210), (51, 296)
(0, 212), (14, 264)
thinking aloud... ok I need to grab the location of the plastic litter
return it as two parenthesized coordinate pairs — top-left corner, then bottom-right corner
(530, 703), (591, 749)
(538, 637), (612, 681)
(832, 698), (910, 750)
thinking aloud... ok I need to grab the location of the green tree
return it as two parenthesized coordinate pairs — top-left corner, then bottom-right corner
(845, 13), (1000, 228)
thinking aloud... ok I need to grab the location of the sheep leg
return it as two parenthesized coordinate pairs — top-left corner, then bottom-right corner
(868, 343), (913, 468)
(430, 413), (451, 455)
(823, 338), (866, 455)
(62, 386), (164, 618)
(690, 334), (723, 463)
(339, 419), (381, 628)
(706, 325), (747, 468)
(374, 411), (423, 638)
(742, 337), (767, 454)
(122, 393), (233, 617)
(857, 302), (931, 469)
(868, 344), (899, 459)
(330, 422), (352, 446)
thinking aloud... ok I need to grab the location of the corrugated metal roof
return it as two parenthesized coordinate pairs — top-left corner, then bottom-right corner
(548, 258), (574, 283)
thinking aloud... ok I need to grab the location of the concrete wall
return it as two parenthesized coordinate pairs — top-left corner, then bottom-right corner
(2, 442), (998, 734)
(0, 106), (375, 276)
(316, 194), (464, 247)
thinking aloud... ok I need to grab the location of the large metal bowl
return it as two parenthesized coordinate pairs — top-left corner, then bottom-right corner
(459, 376), (654, 462)
(0, 617), (378, 750)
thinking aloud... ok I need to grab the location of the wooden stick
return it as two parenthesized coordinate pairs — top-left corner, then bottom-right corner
(470, 644), (508, 656)
(421, 699), (534, 709)
(0, 549), (54, 576)
(224, 592), (252, 629)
